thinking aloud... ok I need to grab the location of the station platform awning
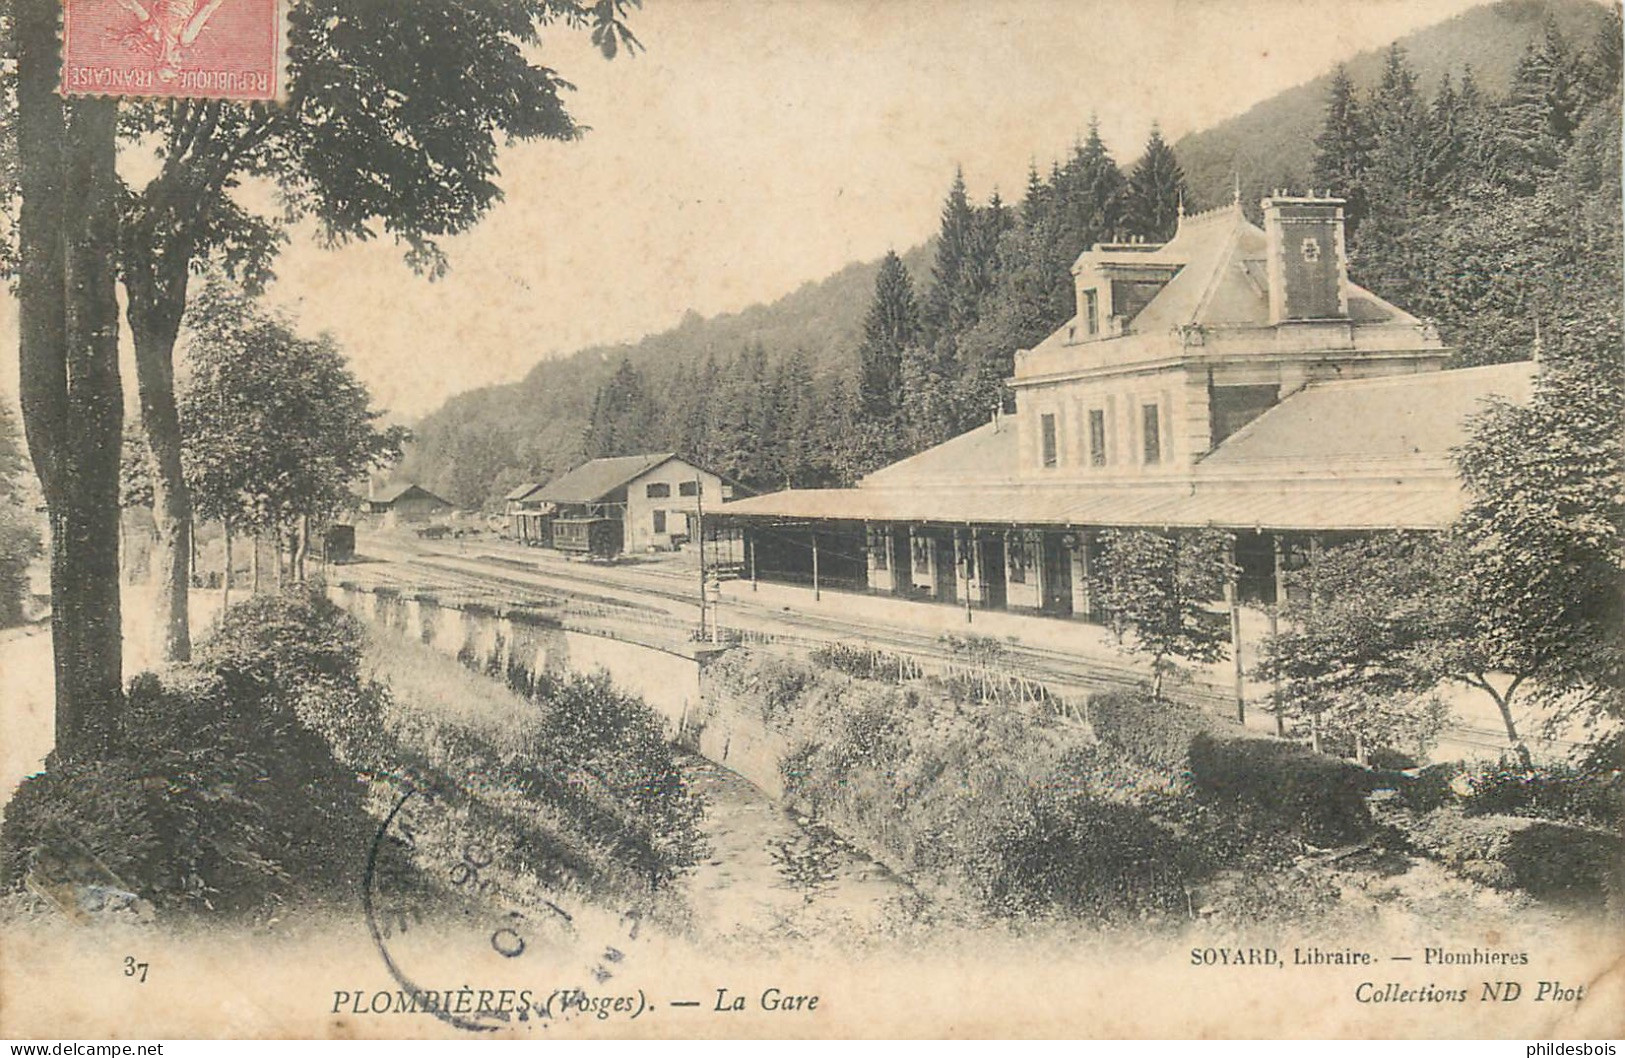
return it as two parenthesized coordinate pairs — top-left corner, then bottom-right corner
(713, 475), (1467, 533)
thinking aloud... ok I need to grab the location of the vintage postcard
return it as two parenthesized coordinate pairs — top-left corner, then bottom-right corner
(1, 0), (1622, 1041)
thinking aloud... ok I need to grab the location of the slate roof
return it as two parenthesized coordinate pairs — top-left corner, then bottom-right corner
(370, 483), (452, 506)
(861, 418), (1021, 488)
(536, 453), (678, 505)
(1023, 203), (1423, 366)
(1199, 361), (1536, 471)
(504, 482), (544, 502)
(717, 479), (1467, 532)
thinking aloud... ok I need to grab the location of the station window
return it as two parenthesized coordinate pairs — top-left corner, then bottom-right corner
(1142, 404), (1162, 465)
(1008, 535), (1028, 584)
(1088, 409), (1107, 467)
(1040, 413), (1058, 469)
(912, 537), (931, 575)
(646, 482), (671, 499)
(679, 480), (699, 497)
(652, 510), (667, 534)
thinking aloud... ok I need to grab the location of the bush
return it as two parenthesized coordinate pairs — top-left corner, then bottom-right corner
(1188, 733), (1378, 846)
(967, 788), (1190, 921)
(1366, 745), (1424, 771)
(525, 671), (705, 883)
(721, 648), (1306, 923)
(1088, 690), (1215, 772)
(197, 588), (365, 698)
(1459, 761), (1623, 830)
(1403, 808), (1624, 909)
(1, 632), (377, 918)
(1395, 762), (1465, 814)
(807, 643), (918, 684)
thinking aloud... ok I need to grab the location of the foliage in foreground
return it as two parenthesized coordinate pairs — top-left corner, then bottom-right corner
(1, 595), (379, 918)
(1, 589), (705, 922)
(704, 649), (1316, 926)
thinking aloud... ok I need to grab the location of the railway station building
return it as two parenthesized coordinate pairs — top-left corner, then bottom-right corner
(713, 194), (1535, 617)
(509, 452), (738, 557)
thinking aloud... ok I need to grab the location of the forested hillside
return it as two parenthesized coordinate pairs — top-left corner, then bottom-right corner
(1173, 0), (1610, 209)
(399, 0), (1618, 511)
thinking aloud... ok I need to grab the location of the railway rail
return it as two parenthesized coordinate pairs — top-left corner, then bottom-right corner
(335, 537), (1576, 758)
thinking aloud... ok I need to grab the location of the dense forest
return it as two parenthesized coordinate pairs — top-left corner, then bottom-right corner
(399, 0), (1619, 509)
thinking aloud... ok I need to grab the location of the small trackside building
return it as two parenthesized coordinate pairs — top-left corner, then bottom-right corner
(713, 194), (1535, 616)
(366, 483), (455, 526)
(504, 482), (555, 546)
(529, 453), (737, 557)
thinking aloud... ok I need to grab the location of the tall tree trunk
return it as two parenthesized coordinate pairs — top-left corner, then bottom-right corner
(1485, 681), (1533, 769)
(221, 518), (233, 610)
(252, 534), (261, 592)
(294, 514), (309, 584)
(17, 2), (125, 758)
(125, 196), (196, 663)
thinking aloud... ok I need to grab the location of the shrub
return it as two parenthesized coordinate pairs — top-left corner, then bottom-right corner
(1459, 761), (1623, 830)
(1, 654), (376, 918)
(1088, 690), (1215, 772)
(808, 642), (918, 684)
(967, 788), (1190, 921)
(1188, 732), (1377, 846)
(724, 648), (1310, 923)
(1396, 762), (1465, 814)
(197, 588), (365, 698)
(1366, 745), (1424, 771)
(1403, 808), (1624, 909)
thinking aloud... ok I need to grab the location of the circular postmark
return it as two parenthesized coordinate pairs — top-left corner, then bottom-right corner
(361, 782), (651, 1034)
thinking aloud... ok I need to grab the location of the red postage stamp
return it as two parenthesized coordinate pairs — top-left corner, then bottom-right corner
(61, 0), (285, 101)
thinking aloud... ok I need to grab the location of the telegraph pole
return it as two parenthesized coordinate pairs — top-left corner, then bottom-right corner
(695, 474), (707, 640)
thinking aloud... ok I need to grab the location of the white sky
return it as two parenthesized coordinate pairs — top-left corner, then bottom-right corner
(1, 0), (1495, 420)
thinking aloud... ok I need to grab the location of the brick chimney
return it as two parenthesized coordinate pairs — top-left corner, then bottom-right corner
(1262, 193), (1349, 323)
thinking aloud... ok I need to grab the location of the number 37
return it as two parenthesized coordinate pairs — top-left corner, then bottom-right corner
(123, 956), (149, 983)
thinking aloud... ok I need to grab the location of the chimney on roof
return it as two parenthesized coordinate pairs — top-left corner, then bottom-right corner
(1261, 192), (1349, 324)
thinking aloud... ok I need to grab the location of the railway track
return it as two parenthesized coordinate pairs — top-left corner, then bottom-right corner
(340, 540), (1224, 710)
(339, 538), (1580, 757)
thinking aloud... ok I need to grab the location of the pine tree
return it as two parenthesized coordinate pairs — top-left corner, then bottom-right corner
(771, 350), (820, 489)
(1580, 6), (1623, 109)
(856, 251), (921, 422)
(1354, 45), (1431, 306)
(584, 358), (655, 458)
(1021, 162), (1050, 231)
(925, 167), (978, 335)
(1311, 65), (1373, 235)
(1422, 72), (1466, 204)
(1124, 123), (1188, 241)
(1366, 44), (1430, 210)
(1498, 18), (1582, 190)
(1455, 65), (1499, 186)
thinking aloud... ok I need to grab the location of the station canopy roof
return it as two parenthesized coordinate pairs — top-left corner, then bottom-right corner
(715, 479), (1467, 532)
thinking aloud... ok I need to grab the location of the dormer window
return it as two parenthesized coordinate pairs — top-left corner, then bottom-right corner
(1083, 289), (1099, 336)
